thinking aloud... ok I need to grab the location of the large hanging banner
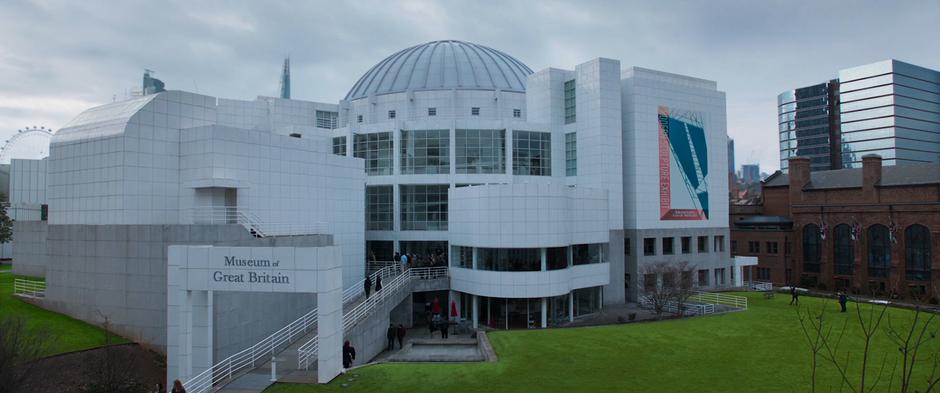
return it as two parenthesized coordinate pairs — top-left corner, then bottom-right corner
(658, 106), (709, 220)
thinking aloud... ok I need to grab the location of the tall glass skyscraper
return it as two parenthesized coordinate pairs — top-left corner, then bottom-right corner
(779, 60), (940, 172)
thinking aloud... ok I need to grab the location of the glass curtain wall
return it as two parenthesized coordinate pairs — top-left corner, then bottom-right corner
(512, 131), (551, 176)
(365, 185), (393, 230)
(456, 129), (505, 174)
(401, 129), (450, 174)
(400, 184), (448, 230)
(354, 132), (393, 175)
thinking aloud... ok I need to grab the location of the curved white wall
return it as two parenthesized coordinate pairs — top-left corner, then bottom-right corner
(450, 263), (609, 298)
(449, 183), (608, 248)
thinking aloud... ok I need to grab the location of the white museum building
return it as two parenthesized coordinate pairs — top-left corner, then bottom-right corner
(9, 40), (740, 384)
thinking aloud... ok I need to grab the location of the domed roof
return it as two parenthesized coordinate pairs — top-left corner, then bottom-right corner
(345, 40), (533, 101)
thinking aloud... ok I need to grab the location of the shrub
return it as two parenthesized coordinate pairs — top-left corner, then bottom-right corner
(628, 313), (637, 321)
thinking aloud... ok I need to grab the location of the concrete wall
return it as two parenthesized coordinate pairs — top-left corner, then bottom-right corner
(38, 223), (330, 361)
(11, 220), (47, 277)
(343, 284), (413, 366)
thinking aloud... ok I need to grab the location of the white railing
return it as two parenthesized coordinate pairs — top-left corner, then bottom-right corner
(298, 268), (416, 370)
(639, 296), (712, 316)
(367, 260), (399, 273)
(745, 281), (773, 292)
(343, 266), (398, 305)
(189, 206), (327, 238)
(690, 291), (748, 310)
(409, 266), (449, 280)
(13, 278), (45, 298)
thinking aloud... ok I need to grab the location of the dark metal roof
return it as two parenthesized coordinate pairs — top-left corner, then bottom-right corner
(763, 162), (940, 189)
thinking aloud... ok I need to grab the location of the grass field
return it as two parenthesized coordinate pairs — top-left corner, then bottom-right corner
(0, 265), (127, 357)
(265, 292), (940, 393)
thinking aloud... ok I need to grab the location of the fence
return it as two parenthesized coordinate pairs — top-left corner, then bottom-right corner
(744, 281), (773, 292)
(689, 291), (748, 310)
(189, 206), (327, 237)
(13, 277), (45, 298)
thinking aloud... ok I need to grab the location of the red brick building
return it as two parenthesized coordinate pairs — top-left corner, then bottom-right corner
(732, 155), (940, 300)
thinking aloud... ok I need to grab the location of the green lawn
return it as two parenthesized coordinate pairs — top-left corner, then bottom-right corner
(265, 293), (940, 393)
(0, 265), (127, 357)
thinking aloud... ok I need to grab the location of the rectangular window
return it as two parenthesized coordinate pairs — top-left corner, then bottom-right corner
(332, 136), (347, 156)
(572, 243), (607, 265)
(644, 274), (657, 292)
(456, 129), (506, 174)
(767, 241), (779, 254)
(513, 130), (551, 176)
(697, 269), (709, 286)
(471, 107), (480, 116)
(400, 129), (450, 174)
(357, 114), (363, 123)
(353, 132), (393, 175)
(748, 241), (760, 253)
(714, 236), (725, 252)
(513, 109), (521, 118)
(564, 79), (576, 124)
(428, 107), (437, 116)
(624, 238), (631, 256)
(573, 286), (601, 317)
(366, 241), (394, 261)
(644, 238), (656, 256)
(400, 184), (448, 231)
(731, 240), (737, 252)
(478, 248), (540, 271)
(681, 237), (691, 254)
(388, 110), (396, 119)
(698, 236), (708, 252)
(365, 185), (393, 230)
(452, 246), (473, 268)
(316, 110), (338, 129)
(547, 247), (568, 270)
(565, 132), (576, 176)
(662, 237), (674, 255)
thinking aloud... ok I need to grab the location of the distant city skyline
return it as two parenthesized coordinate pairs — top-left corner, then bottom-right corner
(0, 0), (938, 172)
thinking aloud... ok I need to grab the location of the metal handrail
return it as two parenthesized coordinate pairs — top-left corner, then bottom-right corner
(188, 206), (328, 237)
(690, 291), (748, 310)
(13, 278), (45, 298)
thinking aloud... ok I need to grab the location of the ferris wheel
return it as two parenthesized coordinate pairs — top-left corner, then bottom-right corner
(0, 126), (54, 164)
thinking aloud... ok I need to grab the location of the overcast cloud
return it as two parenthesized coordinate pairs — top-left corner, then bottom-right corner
(0, 0), (937, 171)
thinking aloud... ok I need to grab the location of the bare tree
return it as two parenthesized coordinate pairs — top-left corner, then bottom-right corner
(0, 315), (49, 393)
(641, 262), (697, 318)
(80, 314), (146, 393)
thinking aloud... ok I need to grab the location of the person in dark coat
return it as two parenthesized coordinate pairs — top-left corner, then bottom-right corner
(790, 286), (799, 305)
(364, 275), (372, 299)
(343, 340), (356, 369)
(838, 292), (848, 312)
(396, 324), (406, 348)
(171, 380), (186, 393)
(375, 275), (383, 292)
(386, 324), (396, 350)
(439, 316), (449, 339)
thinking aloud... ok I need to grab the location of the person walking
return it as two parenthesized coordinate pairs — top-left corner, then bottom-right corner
(364, 275), (372, 299)
(343, 341), (356, 369)
(375, 275), (383, 292)
(171, 380), (186, 393)
(396, 324), (406, 349)
(440, 316), (449, 339)
(838, 292), (848, 312)
(386, 324), (396, 350)
(789, 286), (799, 306)
(400, 253), (409, 271)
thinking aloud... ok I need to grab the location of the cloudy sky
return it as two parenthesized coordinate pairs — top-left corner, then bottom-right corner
(0, 0), (937, 171)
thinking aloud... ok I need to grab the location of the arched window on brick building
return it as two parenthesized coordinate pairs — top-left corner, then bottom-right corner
(905, 224), (931, 281)
(868, 224), (891, 278)
(803, 224), (822, 273)
(834, 224), (854, 275)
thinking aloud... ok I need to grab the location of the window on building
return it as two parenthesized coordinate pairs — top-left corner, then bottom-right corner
(388, 110), (396, 119)
(400, 129), (450, 174)
(833, 224), (853, 275)
(748, 241), (760, 254)
(572, 244), (608, 265)
(400, 184), (448, 231)
(353, 132), (393, 175)
(731, 240), (737, 252)
(697, 269), (709, 287)
(547, 247), (568, 270)
(316, 110), (338, 129)
(513, 130), (551, 176)
(714, 236), (725, 252)
(366, 241), (394, 262)
(428, 107), (437, 116)
(681, 270), (693, 289)
(456, 129), (505, 174)
(681, 237), (691, 254)
(803, 224), (822, 273)
(365, 185), (393, 230)
(332, 136), (347, 156)
(644, 274), (657, 292)
(698, 236), (708, 252)
(574, 286), (601, 317)
(785, 240), (792, 255)
(452, 246), (473, 268)
(478, 248), (540, 271)
(471, 107), (480, 116)
(662, 237), (674, 255)
(289, 133), (302, 138)
(715, 268), (726, 286)
(644, 238), (656, 256)
(565, 132), (576, 176)
(905, 224), (931, 281)
(357, 114), (363, 123)
(757, 267), (771, 281)
(624, 238), (631, 255)
(564, 79), (576, 124)
(868, 224), (891, 278)
(767, 241), (779, 254)
(513, 109), (521, 118)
